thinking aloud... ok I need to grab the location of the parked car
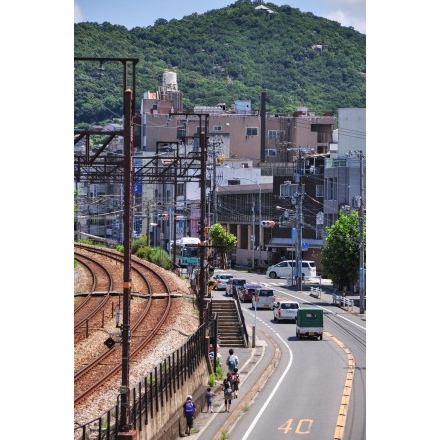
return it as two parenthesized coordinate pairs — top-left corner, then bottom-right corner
(252, 288), (276, 310)
(225, 277), (247, 297)
(266, 260), (316, 280)
(273, 300), (300, 322)
(213, 274), (234, 290)
(238, 282), (262, 303)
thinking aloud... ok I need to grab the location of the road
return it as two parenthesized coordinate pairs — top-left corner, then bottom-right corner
(210, 269), (366, 440)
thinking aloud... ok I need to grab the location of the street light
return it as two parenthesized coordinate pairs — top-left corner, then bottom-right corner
(235, 177), (262, 267)
(346, 150), (365, 315)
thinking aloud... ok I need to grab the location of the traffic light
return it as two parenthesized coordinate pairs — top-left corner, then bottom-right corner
(158, 213), (169, 220)
(261, 220), (275, 228)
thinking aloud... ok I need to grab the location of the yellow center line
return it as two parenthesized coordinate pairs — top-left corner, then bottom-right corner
(324, 331), (356, 440)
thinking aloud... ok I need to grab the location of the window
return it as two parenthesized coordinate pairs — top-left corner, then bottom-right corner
(268, 130), (285, 139)
(265, 149), (276, 157)
(177, 182), (184, 197)
(316, 185), (324, 197)
(325, 178), (337, 200)
(280, 183), (300, 197)
(177, 126), (186, 138)
(213, 125), (222, 131)
(246, 127), (258, 136)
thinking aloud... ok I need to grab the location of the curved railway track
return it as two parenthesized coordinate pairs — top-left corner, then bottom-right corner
(74, 254), (113, 343)
(74, 244), (172, 406)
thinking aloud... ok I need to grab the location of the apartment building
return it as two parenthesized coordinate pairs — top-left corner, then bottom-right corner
(76, 71), (365, 273)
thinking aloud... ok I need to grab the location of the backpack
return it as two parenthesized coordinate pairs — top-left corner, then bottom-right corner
(184, 401), (195, 416)
(223, 379), (232, 394)
(227, 355), (236, 370)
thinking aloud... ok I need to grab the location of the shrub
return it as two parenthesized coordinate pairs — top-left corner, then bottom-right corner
(208, 373), (216, 387)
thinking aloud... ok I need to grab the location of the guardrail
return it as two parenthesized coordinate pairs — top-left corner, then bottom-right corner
(332, 294), (354, 311)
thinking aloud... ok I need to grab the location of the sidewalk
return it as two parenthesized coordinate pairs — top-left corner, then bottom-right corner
(187, 328), (280, 439)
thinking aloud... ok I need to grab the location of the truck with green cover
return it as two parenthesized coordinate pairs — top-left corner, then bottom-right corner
(296, 307), (324, 340)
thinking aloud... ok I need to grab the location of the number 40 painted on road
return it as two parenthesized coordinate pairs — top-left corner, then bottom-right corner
(278, 419), (313, 434)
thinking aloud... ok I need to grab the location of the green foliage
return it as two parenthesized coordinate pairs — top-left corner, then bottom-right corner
(78, 238), (95, 245)
(220, 431), (230, 440)
(132, 236), (148, 254)
(147, 247), (173, 269)
(74, 2), (365, 125)
(321, 210), (365, 290)
(209, 224), (237, 253)
(115, 244), (124, 253)
(208, 373), (216, 387)
(213, 357), (225, 381)
(135, 246), (150, 260)
(116, 240), (172, 270)
(209, 223), (237, 269)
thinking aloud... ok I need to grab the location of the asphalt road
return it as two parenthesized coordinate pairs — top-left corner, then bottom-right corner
(205, 269), (366, 440)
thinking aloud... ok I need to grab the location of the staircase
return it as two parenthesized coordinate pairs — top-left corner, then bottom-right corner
(211, 299), (246, 347)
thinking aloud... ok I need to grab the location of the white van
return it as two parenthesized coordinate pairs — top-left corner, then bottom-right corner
(266, 260), (316, 280)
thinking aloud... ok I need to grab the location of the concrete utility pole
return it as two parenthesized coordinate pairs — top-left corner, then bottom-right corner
(296, 188), (303, 291)
(346, 150), (365, 314)
(295, 151), (304, 291)
(251, 200), (256, 270)
(236, 177), (262, 266)
(358, 153), (365, 314)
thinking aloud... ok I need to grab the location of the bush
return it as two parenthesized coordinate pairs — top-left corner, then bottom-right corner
(208, 373), (216, 387)
(132, 236), (148, 254)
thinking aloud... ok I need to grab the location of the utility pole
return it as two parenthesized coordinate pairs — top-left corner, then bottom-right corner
(295, 151), (304, 291)
(251, 200), (255, 270)
(359, 152), (365, 314)
(346, 150), (366, 314)
(296, 187), (303, 291)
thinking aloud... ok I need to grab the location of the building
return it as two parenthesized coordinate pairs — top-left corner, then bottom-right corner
(76, 70), (365, 274)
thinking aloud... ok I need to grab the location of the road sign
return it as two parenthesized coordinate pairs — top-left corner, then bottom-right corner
(104, 337), (116, 349)
(302, 241), (309, 250)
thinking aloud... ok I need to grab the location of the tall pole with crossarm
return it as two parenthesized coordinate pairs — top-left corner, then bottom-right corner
(236, 177), (262, 266)
(346, 150), (365, 314)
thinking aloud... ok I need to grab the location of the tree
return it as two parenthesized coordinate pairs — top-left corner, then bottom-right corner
(321, 210), (365, 291)
(208, 223), (237, 269)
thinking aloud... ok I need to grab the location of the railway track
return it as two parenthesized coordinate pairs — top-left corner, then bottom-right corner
(74, 254), (113, 343)
(74, 244), (172, 406)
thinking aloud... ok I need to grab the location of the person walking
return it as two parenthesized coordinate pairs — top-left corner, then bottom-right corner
(183, 395), (196, 436)
(226, 348), (239, 374)
(223, 371), (233, 412)
(206, 386), (216, 413)
(232, 367), (240, 399)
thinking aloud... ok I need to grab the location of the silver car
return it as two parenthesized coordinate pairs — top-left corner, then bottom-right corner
(213, 274), (234, 290)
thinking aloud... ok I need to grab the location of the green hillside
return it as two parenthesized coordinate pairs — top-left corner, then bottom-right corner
(74, 0), (366, 125)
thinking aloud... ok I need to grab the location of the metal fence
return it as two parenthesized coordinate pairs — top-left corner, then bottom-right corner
(75, 317), (211, 440)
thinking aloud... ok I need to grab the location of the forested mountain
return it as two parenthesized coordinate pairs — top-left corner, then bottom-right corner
(74, 0), (365, 126)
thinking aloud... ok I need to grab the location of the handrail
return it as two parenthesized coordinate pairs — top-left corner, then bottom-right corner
(232, 289), (249, 347)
